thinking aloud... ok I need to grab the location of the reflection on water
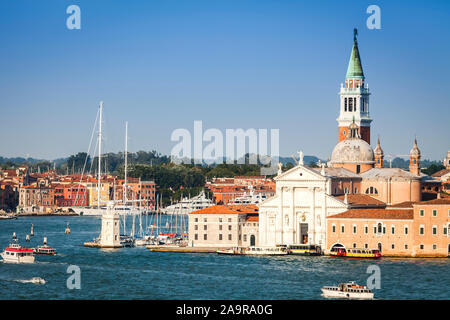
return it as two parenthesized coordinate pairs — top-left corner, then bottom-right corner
(0, 216), (449, 299)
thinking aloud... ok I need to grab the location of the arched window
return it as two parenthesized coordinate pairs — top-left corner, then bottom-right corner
(344, 98), (348, 111)
(365, 187), (379, 195)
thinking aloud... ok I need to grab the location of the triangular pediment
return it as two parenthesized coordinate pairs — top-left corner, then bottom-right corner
(275, 165), (327, 182)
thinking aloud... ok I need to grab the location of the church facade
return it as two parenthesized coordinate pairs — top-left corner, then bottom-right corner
(258, 30), (438, 251)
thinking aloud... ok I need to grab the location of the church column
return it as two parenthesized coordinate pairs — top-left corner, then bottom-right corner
(321, 186), (327, 249)
(290, 186), (295, 244)
(309, 187), (316, 245)
(276, 187), (284, 245)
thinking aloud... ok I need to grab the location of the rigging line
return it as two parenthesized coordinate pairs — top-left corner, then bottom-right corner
(74, 106), (100, 206)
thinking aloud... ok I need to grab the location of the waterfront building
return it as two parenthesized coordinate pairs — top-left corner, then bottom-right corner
(206, 176), (275, 205)
(54, 183), (89, 207)
(114, 178), (156, 208)
(412, 198), (450, 257)
(188, 204), (259, 247)
(18, 181), (56, 213)
(326, 198), (450, 257)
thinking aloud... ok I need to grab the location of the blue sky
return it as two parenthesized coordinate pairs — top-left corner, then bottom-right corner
(0, 0), (449, 162)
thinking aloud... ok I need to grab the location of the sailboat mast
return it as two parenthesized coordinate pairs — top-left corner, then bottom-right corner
(124, 121), (128, 204)
(97, 101), (103, 210)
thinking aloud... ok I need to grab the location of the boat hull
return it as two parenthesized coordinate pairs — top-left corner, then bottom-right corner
(1, 252), (35, 264)
(321, 288), (374, 300)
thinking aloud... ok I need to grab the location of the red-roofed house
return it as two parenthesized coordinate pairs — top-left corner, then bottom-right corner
(188, 204), (259, 247)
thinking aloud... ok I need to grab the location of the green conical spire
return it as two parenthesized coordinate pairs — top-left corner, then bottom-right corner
(346, 28), (364, 79)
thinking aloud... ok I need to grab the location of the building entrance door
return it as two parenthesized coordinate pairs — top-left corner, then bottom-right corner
(300, 223), (308, 244)
(250, 235), (256, 247)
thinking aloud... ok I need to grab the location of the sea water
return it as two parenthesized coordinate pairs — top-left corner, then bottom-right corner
(0, 216), (449, 300)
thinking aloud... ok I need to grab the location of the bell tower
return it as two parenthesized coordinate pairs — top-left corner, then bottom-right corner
(409, 138), (421, 176)
(337, 28), (372, 144)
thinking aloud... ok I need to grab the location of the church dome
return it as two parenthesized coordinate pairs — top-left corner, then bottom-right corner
(330, 119), (375, 165)
(330, 138), (375, 164)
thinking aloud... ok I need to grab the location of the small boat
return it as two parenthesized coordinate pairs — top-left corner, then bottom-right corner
(288, 244), (323, 256)
(321, 281), (374, 299)
(217, 246), (288, 256)
(33, 237), (56, 255)
(120, 235), (135, 247)
(1, 237), (35, 264)
(0, 214), (17, 220)
(31, 277), (46, 284)
(330, 248), (381, 259)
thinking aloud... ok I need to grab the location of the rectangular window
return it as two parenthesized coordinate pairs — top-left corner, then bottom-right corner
(353, 225), (357, 234)
(373, 226), (377, 234)
(219, 234), (222, 241)
(332, 225), (336, 233)
(433, 244), (437, 250)
(432, 226), (437, 235)
(383, 227), (386, 234)
(364, 226), (368, 234)
(341, 225), (345, 233)
(405, 244), (408, 250)
(228, 225), (232, 231)
(194, 225), (198, 230)
(243, 235), (247, 242)
(444, 226), (448, 235)
(194, 234), (198, 240)
(391, 226), (395, 234)
(420, 226), (424, 235)
(204, 225), (207, 230)
(228, 234), (232, 241)
(219, 225), (222, 231)
(432, 210), (437, 217)
(391, 244), (395, 249)
(420, 209), (424, 217)
(405, 226), (408, 235)
(203, 234), (207, 240)
(364, 243), (368, 249)
(420, 244), (424, 250)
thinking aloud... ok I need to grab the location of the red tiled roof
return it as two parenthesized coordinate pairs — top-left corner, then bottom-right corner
(431, 169), (450, 178)
(328, 208), (413, 220)
(416, 198), (450, 205)
(246, 215), (259, 222)
(387, 201), (415, 209)
(336, 194), (386, 207)
(190, 204), (258, 215)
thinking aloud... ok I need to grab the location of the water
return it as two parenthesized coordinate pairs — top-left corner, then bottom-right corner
(0, 216), (449, 299)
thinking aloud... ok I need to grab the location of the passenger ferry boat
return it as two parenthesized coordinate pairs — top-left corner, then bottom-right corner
(217, 246), (288, 256)
(33, 237), (56, 255)
(321, 281), (374, 299)
(330, 247), (381, 259)
(288, 244), (322, 256)
(1, 239), (35, 264)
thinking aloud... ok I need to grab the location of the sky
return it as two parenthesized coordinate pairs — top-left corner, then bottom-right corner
(0, 0), (449, 162)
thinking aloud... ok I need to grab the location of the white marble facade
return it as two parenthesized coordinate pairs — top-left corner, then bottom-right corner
(258, 164), (348, 249)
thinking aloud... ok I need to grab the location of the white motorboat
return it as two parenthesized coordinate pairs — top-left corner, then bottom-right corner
(31, 277), (46, 284)
(1, 239), (35, 264)
(321, 281), (374, 299)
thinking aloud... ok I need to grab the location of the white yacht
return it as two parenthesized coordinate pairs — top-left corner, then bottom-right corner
(161, 191), (214, 215)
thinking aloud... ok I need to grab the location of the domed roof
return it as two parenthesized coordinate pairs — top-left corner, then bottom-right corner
(331, 138), (375, 165)
(331, 119), (374, 165)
